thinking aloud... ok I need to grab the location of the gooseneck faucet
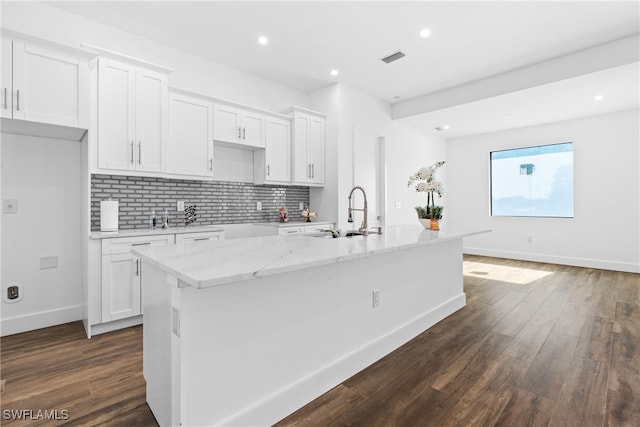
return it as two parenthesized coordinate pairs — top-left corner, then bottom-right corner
(348, 186), (368, 236)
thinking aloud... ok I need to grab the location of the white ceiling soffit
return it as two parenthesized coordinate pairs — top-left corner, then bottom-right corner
(398, 62), (640, 139)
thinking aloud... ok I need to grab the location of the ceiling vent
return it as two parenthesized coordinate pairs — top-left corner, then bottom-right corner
(380, 51), (406, 64)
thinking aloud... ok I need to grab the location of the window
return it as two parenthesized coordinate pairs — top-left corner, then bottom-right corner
(490, 142), (573, 217)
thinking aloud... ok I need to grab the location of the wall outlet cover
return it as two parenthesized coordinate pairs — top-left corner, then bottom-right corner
(256, 201), (262, 211)
(3, 283), (23, 303)
(177, 201), (185, 211)
(395, 201), (402, 209)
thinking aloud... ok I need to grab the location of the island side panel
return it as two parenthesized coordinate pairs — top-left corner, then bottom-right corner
(142, 262), (176, 427)
(177, 237), (465, 426)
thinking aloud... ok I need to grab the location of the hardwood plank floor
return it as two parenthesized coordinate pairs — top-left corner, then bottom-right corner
(1, 256), (638, 426)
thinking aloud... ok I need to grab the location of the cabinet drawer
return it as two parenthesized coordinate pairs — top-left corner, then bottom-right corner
(101, 234), (174, 255)
(278, 227), (303, 235)
(175, 231), (223, 244)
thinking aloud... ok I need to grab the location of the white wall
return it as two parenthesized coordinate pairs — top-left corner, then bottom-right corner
(311, 83), (447, 231)
(447, 109), (640, 273)
(1, 134), (83, 335)
(1, 2), (311, 114)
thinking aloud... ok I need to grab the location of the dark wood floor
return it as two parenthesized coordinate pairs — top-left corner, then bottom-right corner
(1, 256), (638, 426)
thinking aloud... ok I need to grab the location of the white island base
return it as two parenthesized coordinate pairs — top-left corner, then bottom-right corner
(139, 226), (487, 426)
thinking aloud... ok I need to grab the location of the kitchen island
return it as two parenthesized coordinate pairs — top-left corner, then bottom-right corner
(134, 225), (489, 426)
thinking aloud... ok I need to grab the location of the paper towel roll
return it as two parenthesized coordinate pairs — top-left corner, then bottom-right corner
(100, 200), (119, 232)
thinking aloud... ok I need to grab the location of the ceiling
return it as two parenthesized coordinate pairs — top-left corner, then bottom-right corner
(45, 1), (640, 138)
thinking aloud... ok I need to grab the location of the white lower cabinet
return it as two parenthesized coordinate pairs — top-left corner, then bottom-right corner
(175, 230), (223, 244)
(101, 234), (174, 323)
(278, 226), (304, 235)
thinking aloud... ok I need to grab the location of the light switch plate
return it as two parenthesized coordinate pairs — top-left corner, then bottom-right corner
(3, 199), (17, 214)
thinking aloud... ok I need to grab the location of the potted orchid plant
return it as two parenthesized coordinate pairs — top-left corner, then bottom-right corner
(407, 160), (445, 229)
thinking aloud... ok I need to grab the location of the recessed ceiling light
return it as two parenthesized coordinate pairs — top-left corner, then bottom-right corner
(257, 36), (269, 45)
(330, 69), (339, 76)
(594, 94), (604, 101)
(434, 125), (450, 131)
(420, 28), (432, 38)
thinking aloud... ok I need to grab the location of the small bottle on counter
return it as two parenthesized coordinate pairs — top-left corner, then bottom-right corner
(162, 208), (170, 229)
(149, 209), (156, 229)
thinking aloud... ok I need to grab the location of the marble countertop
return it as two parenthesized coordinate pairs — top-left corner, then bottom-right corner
(90, 225), (225, 239)
(133, 224), (490, 289)
(254, 220), (335, 228)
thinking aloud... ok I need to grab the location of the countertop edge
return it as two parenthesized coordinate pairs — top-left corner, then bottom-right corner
(134, 228), (491, 289)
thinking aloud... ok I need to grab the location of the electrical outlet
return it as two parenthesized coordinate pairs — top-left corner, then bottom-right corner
(177, 201), (185, 211)
(256, 201), (262, 211)
(372, 290), (380, 308)
(3, 283), (22, 303)
(171, 306), (180, 337)
(299, 202), (304, 210)
(395, 201), (402, 209)
(527, 236), (533, 243)
(3, 199), (18, 214)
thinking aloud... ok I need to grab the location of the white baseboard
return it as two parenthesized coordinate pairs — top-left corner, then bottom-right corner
(464, 247), (640, 273)
(88, 315), (142, 338)
(222, 293), (466, 426)
(1, 305), (83, 337)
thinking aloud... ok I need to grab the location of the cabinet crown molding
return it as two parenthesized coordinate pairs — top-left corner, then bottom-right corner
(287, 105), (327, 118)
(170, 87), (291, 121)
(2, 29), (97, 58)
(81, 42), (173, 74)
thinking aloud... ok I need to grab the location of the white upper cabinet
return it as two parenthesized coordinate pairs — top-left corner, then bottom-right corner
(1, 37), (89, 128)
(97, 57), (168, 173)
(254, 115), (291, 185)
(168, 91), (214, 178)
(292, 108), (325, 186)
(213, 103), (265, 149)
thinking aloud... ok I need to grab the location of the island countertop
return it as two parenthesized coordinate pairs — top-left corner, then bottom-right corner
(133, 224), (490, 289)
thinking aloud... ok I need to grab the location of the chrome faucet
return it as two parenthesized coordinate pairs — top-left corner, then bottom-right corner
(347, 186), (368, 236)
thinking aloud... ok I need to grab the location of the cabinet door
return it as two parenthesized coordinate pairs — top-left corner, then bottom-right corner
(242, 111), (265, 148)
(168, 93), (214, 177)
(98, 58), (136, 171)
(293, 113), (310, 183)
(265, 117), (291, 183)
(102, 252), (141, 322)
(1, 38), (12, 119)
(213, 104), (241, 144)
(135, 68), (167, 172)
(308, 115), (325, 184)
(11, 41), (87, 127)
